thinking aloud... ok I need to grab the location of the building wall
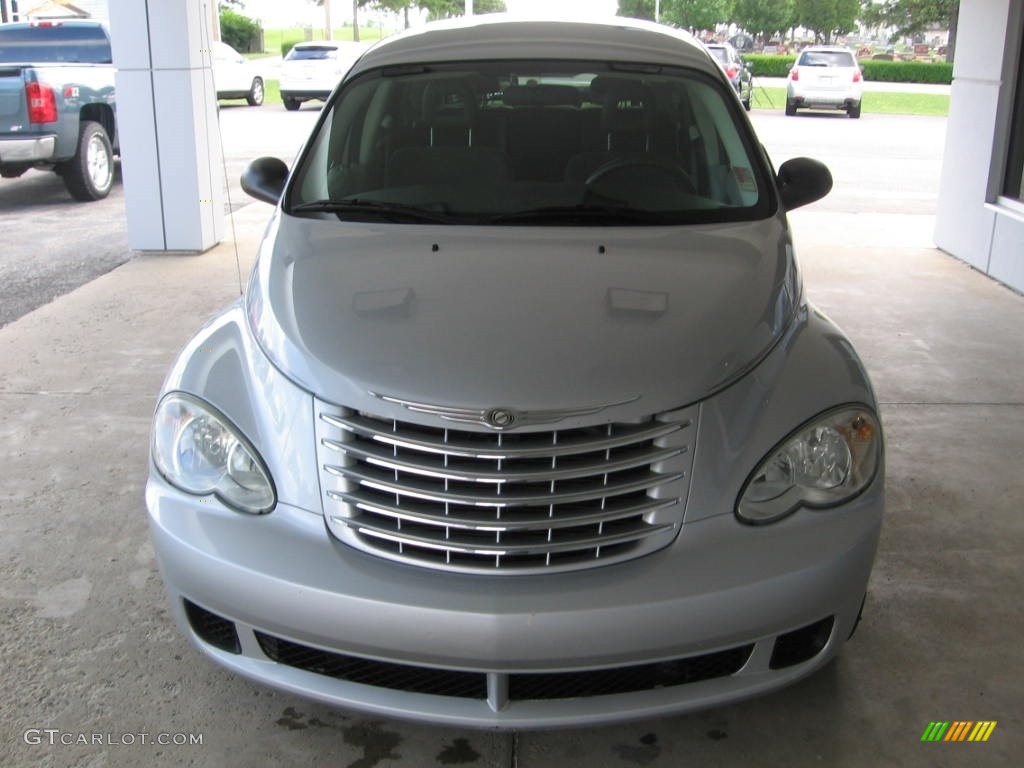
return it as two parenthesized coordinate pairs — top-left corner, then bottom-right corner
(935, 0), (1024, 294)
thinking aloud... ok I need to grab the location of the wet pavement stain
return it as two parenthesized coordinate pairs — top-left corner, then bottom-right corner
(342, 721), (403, 768)
(276, 706), (309, 730)
(611, 732), (661, 765)
(436, 736), (481, 764)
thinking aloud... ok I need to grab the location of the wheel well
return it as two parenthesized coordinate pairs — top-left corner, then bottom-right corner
(80, 104), (116, 151)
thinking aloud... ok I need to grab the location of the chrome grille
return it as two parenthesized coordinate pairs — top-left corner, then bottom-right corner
(315, 399), (697, 574)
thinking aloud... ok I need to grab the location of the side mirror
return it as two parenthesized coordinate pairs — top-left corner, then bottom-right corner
(241, 156), (289, 205)
(776, 157), (832, 211)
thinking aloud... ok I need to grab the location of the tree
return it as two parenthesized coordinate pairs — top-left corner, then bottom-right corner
(219, 7), (261, 52)
(660, 0), (734, 33)
(421, 0), (507, 20)
(616, 0), (656, 21)
(732, 0), (795, 41)
(793, 0), (858, 44)
(376, 0), (417, 29)
(860, 0), (959, 61)
(618, 1), (733, 33)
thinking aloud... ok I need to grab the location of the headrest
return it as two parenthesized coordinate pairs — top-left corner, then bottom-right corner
(503, 84), (582, 107)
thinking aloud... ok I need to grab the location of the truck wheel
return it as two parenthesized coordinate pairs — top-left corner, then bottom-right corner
(283, 97), (301, 112)
(61, 120), (114, 201)
(246, 77), (265, 107)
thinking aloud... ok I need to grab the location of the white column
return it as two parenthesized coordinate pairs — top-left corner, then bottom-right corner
(108, 0), (225, 252)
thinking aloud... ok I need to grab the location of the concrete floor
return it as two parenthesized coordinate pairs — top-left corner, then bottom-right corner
(0, 204), (1021, 767)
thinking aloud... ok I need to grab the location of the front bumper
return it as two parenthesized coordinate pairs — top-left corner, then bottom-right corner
(0, 134), (57, 163)
(146, 470), (883, 729)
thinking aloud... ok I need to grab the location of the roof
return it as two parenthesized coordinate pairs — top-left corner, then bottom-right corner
(21, 0), (90, 19)
(350, 16), (716, 78)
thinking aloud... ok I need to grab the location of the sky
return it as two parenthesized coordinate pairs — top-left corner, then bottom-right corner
(244, 1), (621, 29)
(504, 0), (619, 16)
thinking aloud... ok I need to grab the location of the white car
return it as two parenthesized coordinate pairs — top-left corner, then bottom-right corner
(786, 45), (863, 118)
(279, 41), (365, 111)
(212, 41), (264, 107)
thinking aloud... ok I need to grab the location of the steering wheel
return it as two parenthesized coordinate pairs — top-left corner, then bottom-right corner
(585, 158), (696, 194)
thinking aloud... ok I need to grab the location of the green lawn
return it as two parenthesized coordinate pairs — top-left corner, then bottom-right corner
(262, 25), (390, 56)
(751, 87), (949, 116)
(255, 77), (949, 117)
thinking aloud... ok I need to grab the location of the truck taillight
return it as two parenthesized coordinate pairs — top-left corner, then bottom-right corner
(790, 69), (799, 81)
(853, 69), (863, 82)
(725, 65), (738, 80)
(27, 82), (58, 123)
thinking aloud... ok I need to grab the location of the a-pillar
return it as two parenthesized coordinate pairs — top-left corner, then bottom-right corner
(108, 0), (225, 252)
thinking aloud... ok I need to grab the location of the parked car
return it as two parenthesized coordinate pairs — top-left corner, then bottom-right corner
(279, 40), (365, 111)
(147, 16), (884, 729)
(212, 41), (264, 107)
(786, 45), (863, 118)
(705, 42), (752, 110)
(0, 20), (117, 200)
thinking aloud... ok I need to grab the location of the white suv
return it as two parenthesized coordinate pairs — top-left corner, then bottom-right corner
(786, 45), (863, 118)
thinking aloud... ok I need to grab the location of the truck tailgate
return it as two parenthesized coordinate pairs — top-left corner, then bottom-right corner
(0, 67), (28, 123)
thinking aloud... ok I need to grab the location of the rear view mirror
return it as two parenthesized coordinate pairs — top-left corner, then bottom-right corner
(241, 157), (289, 205)
(776, 157), (832, 211)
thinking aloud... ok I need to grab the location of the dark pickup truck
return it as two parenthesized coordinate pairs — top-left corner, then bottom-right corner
(0, 20), (116, 201)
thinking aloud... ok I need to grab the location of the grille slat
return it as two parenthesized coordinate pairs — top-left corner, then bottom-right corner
(347, 518), (674, 556)
(322, 411), (686, 459)
(328, 489), (679, 531)
(321, 436), (686, 484)
(324, 462), (682, 508)
(316, 399), (697, 574)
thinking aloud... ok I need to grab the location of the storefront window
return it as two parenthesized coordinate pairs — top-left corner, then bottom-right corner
(1004, 22), (1024, 200)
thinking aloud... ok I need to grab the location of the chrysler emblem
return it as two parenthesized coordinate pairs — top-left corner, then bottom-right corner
(486, 408), (516, 428)
(369, 392), (640, 430)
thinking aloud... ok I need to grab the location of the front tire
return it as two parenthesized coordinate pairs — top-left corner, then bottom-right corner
(246, 77), (265, 107)
(60, 120), (114, 201)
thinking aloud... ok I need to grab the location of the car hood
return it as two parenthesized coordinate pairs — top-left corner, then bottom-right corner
(246, 212), (800, 423)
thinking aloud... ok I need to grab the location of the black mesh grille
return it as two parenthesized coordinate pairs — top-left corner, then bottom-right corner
(255, 632), (488, 699)
(254, 630), (752, 702)
(184, 599), (241, 654)
(770, 616), (835, 669)
(509, 644), (754, 700)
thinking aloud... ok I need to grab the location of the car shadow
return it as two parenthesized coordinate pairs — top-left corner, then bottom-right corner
(0, 163), (123, 209)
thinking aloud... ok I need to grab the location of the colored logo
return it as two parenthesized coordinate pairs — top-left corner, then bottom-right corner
(921, 721), (997, 742)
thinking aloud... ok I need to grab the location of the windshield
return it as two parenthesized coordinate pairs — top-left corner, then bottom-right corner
(288, 60), (772, 225)
(797, 50), (856, 68)
(0, 25), (111, 64)
(286, 46), (339, 61)
(707, 47), (729, 64)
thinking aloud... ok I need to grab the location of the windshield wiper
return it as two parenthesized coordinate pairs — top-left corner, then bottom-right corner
(291, 199), (455, 224)
(488, 205), (676, 225)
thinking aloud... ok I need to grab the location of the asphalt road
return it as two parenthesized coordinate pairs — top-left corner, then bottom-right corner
(0, 104), (945, 327)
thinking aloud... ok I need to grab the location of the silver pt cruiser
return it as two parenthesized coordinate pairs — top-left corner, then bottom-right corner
(146, 16), (884, 728)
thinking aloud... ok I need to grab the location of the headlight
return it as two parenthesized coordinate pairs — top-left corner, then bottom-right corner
(152, 392), (275, 514)
(736, 406), (880, 524)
